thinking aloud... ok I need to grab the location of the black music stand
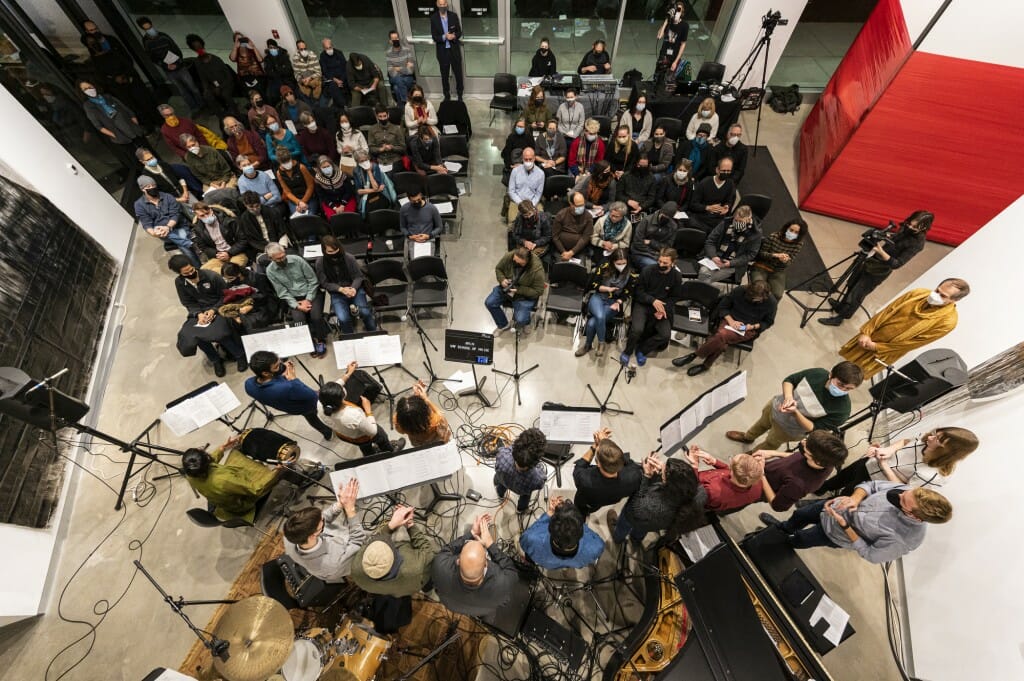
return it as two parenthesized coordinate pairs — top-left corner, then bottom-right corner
(334, 330), (414, 421)
(586, 361), (634, 415)
(406, 308), (442, 391)
(443, 329), (495, 407)
(493, 323), (539, 406)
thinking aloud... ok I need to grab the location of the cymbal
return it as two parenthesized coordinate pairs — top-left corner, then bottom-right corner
(211, 595), (294, 681)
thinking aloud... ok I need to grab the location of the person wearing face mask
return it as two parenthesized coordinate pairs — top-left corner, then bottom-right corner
(335, 113), (370, 170)
(264, 113), (306, 166)
(536, 120), (567, 176)
(607, 126), (639, 179)
(313, 156), (357, 218)
(486, 247), (546, 335)
(656, 158), (695, 211)
(276, 85), (314, 129)
(180, 133), (236, 193)
(275, 147), (317, 216)
(508, 200), (552, 258)
(224, 116), (269, 170)
(367, 104), (405, 167)
(529, 38), (557, 78)
(577, 248), (638, 358)
(159, 104), (223, 158)
(231, 33), (266, 96)
(836, 278), (969, 380)
(657, 2), (689, 78)
(192, 201), (249, 273)
(630, 202), (679, 269)
(578, 39), (612, 75)
(430, 0), (465, 101)
(689, 156), (737, 232)
(346, 53), (383, 107)
(523, 85), (551, 131)
(399, 189), (443, 254)
(186, 34), (239, 117)
(701, 123), (747, 182)
(316, 236), (379, 334)
(404, 85), (438, 138)
(237, 190), (289, 256)
(77, 79), (147, 165)
(410, 129), (447, 176)
(618, 157), (658, 220)
(507, 147), (545, 222)
(501, 116), (536, 168)
(319, 38), (350, 108)
(247, 90), (275, 134)
(639, 125), (674, 183)
(749, 218), (808, 300)
(296, 111), (338, 165)
(676, 122), (711, 176)
(291, 39), (326, 106)
(557, 89), (585, 141)
(134, 175), (200, 267)
(134, 147), (198, 205)
(262, 39), (297, 106)
(353, 150), (396, 217)
(590, 202), (632, 266)
(621, 248), (682, 367)
(820, 211), (935, 326)
(619, 95), (653, 144)
(385, 30), (416, 105)
(236, 158), (282, 214)
(697, 204), (762, 284)
(552, 192), (596, 262)
(726, 361), (864, 452)
(567, 118), (605, 176)
(572, 160), (616, 218)
(219, 261), (279, 333)
(685, 97), (719, 141)
(167, 254), (248, 377)
(136, 16), (203, 113)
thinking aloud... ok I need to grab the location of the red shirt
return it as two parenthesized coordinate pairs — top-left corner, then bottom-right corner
(698, 460), (763, 512)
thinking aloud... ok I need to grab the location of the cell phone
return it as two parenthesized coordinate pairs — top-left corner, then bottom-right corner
(466, 489), (482, 502)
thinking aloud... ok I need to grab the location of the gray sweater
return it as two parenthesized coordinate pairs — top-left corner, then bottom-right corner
(624, 474), (708, 533)
(284, 504), (368, 582)
(430, 533), (517, 617)
(823, 481), (926, 564)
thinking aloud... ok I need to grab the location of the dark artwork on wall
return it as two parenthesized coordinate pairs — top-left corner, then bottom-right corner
(0, 175), (117, 528)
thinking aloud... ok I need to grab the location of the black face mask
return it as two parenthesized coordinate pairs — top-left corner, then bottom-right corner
(392, 40), (401, 48)
(659, 265), (671, 273)
(718, 171), (732, 180)
(326, 251), (343, 259)
(378, 118), (389, 126)
(144, 187), (160, 197)
(635, 165), (650, 174)
(886, 489), (904, 509)
(253, 99), (263, 107)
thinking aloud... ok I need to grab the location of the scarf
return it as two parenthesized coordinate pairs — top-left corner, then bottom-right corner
(587, 173), (611, 205)
(575, 138), (600, 171)
(688, 143), (705, 174)
(89, 95), (117, 118)
(601, 215), (628, 241)
(716, 220), (753, 259)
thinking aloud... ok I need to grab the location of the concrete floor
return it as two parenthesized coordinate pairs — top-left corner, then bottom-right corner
(0, 99), (948, 681)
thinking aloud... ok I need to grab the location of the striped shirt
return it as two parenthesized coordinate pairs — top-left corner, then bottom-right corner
(752, 231), (804, 273)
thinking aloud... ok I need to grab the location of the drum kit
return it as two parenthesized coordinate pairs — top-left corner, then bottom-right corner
(211, 596), (391, 681)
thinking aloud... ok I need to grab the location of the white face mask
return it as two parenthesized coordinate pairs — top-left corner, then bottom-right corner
(307, 122), (317, 132)
(84, 88), (98, 98)
(340, 122), (351, 131)
(784, 229), (799, 241)
(614, 262), (627, 272)
(585, 133), (597, 142)
(635, 103), (645, 111)
(299, 49), (310, 57)
(674, 171), (687, 181)
(927, 291), (948, 306)
(280, 161), (294, 170)
(701, 110), (712, 118)
(728, 135), (740, 145)
(200, 214), (216, 225)
(523, 160), (535, 170)
(188, 146), (200, 155)
(359, 161), (372, 170)
(325, 48), (334, 55)
(566, 98), (576, 106)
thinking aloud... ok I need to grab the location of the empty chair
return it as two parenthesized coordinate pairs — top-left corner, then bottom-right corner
(437, 99), (473, 139)
(260, 555), (346, 610)
(489, 73), (518, 125)
(736, 193), (772, 222)
(367, 209), (404, 259)
(289, 214), (330, 246)
(672, 280), (720, 342)
(594, 115), (613, 139)
(387, 105), (404, 126)
(696, 61), (726, 84)
(543, 174), (574, 202)
(346, 105), (376, 131)
(391, 171), (426, 199)
(426, 173), (462, 238)
(364, 258), (410, 318)
(408, 255), (452, 321)
(543, 261), (590, 328)
(653, 116), (683, 143)
(328, 213), (369, 259)
(673, 227), (709, 278)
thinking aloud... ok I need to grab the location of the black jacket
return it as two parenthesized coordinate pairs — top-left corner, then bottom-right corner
(631, 212), (678, 260)
(863, 229), (926, 276)
(236, 205), (290, 258)
(141, 31), (183, 73)
(529, 49), (557, 77)
(319, 49), (349, 86)
(430, 10), (463, 48)
(618, 170), (658, 211)
(501, 131), (535, 166)
(408, 135), (442, 172)
(656, 176), (696, 211)
(175, 270), (227, 317)
(701, 140), (749, 183)
(510, 212), (553, 253)
(634, 264), (683, 311)
(577, 49), (611, 74)
(193, 208), (246, 259)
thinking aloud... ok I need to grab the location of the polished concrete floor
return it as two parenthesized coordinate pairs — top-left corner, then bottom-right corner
(0, 98), (948, 681)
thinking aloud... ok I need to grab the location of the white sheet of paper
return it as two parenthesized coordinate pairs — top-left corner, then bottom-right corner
(284, 119), (297, 135)
(443, 161), (462, 173)
(398, 196), (410, 206)
(330, 440), (462, 499)
(380, 163), (393, 173)
(677, 524), (723, 562)
(411, 240), (433, 259)
(242, 325), (315, 360)
(698, 257), (720, 270)
(160, 383), (241, 437)
(333, 334), (403, 368)
(290, 210), (309, 219)
(442, 369), (477, 395)
(303, 244), (323, 258)
(442, 124), (458, 134)
(539, 409), (602, 443)
(688, 307), (702, 322)
(528, 77), (544, 87)
(457, 182), (467, 196)
(163, 51), (180, 65)
(810, 594), (850, 647)
(660, 371), (747, 454)
(674, 210), (689, 220)
(434, 200), (454, 214)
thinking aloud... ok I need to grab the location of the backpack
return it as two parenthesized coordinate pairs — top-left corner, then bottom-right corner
(767, 84), (801, 114)
(620, 69), (643, 89)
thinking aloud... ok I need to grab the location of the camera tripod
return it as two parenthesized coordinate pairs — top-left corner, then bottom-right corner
(723, 10), (788, 155)
(784, 249), (872, 328)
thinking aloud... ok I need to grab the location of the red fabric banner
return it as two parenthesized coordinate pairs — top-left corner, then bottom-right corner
(800, 52), (1024, 246)
(797, 0), (912, 203)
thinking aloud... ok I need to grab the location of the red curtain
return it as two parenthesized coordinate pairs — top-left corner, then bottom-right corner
(800, 52), (1024, 246)
(797, 0), (912, 203)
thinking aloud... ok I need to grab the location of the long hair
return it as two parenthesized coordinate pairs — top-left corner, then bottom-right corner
(923, 427), (978, 476)
(663, 459), (706, 541)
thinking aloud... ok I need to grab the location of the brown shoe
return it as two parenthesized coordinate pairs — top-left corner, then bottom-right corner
(575, 344), (591, 357)
(725, 430), (754, 444)
(605, 508), (618, 535)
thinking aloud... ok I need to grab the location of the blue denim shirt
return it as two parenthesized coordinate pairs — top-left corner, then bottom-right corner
(520, 513), (605, 569)
(133, 192), (182, 231)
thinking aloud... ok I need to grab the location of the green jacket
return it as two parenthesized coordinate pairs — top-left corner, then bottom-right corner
(349, 524), (434, 597)
(495, 251), (545, 300)
(266, 254), (320, 308)
(184, 145), (233, 185)
(185, 448), (279, 522)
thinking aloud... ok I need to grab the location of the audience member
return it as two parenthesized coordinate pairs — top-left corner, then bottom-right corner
(231, 35), (266, 97)
(836, 279), (969, 379)
(319, 38), (349, 108)
(640, 126), (674, 183)
(192, 201), (248, 272)
(136, 16), (202, 113)
(135, 147), (198, 204)
(606, 126), (639, 179)
(609, 454), (707, 545)
(335, 112), (369, 169)
(225, 116), (269, 170)
(319, 366), (404, 455)
(264, 243), (329, 356)
(689, 446), (765, 514)
(619, 94), (652, 143)
(697, 205), (762, 283)
(409, 127), (446, 176)
(246, 350), (334, 438)
(758, 430), (849, 512)
(486, 247), (545, 335)
(536, 119), (567, 176)
(521, 496), (604, 569)
(727, 361), (864, 450)
(655, 160), (695, 211)
(676, 122), (712, 178)
(291, 39), (325, 106)
(181, 133), (235, 192)
(400, 189), (443, 248)
(168, 255), (247, 377)
(500, 116), (536, 173)
(275, 147), (317, 215)
(347, 52), (383, 107)
(689, 156), (736, 232)
(430, 0), (465, 101)
(817, 428), (978, 498)
(528, 37), (557, 78)
(404, 84), (438, 138)
(78, 79), (146, 165)
(265, 112), (306, 165)
(573, 428), (642, 516)
(262, 39), (296, 106)
(507, 147), (545, 221)
(749, 217), (807, 300)
(577, 248), (637, 358)
(220, 262), (279, 333)
(577, 39), (611, 74)
(522, 86), (551, 131)
(760, 483), (952, 564)
(353, 150), (397, 217)
(508, 200), (552, 257)
(185, 35), (238, 116)
(316, 236), (377, 333)
(394, 381), (452, 447)
(567, 118), (605, 176)
(552, 192), (595, 262)
(283, 479), (367, 582)
(701, 123), (748, 182)
(159, 104), (221, 158)
(618, 156), (658, 219)
(573, 160), (616, 216)
(237, 163), (283, 216)
(297, 111), (338, 164)
(313, 156), (356, 217)
(247, 90), (275, 134)
(367, 104), (405, 167)
(385, 31), (416, 105)
(431, 513), (516, 618)
(182, 437), (281, 522)
(493, 427), (548, 513)
(673, 280), (777, 376)
(556, 89), (585, 141)
(590, 203), (632, 265)
(658, 3), (689, 76)
(134, 176), (200, 267)
(622, 248), (681, 366)
(685, 97), (719, 140)
(630, 203), (678, 269)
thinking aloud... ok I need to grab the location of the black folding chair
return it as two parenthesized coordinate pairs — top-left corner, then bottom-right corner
(367, 209), (404, 260)
(408, 255), (452, 322)
(439, 134), (470, 193)
(736, 193), (773, 222)
(673, 227), (709, 278)
(594, 115), (613, 140)
(391, 171), (426, 199)
(696, 61), (726, 84)
(489, 73), (517, 126)
(347, 105), (376, 132)
(653, 116), (683, 143)
(289, 214), (329, 246)
(437, 99), (473, 139)
(328, 213), (369, 259)
(672, 280), (720, 344)
(542, 261), (590, 329)
(364, 258), (410, 320)
(426, 173), (462, 238)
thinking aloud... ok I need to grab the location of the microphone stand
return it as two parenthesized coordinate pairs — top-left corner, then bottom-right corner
(585, 362), (634, 415)
(493, 324), (539, 407)
(134, 560), (236, 662)
(394, 630), (462, 681)
(406, 309), (442, 391)
(839, 360), (906, 441)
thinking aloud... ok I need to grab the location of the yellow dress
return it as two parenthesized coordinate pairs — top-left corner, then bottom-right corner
(839, 288), (958, 379)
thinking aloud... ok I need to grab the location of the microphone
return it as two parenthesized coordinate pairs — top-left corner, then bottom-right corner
(872, 358), (912, 381)
(25, 367), (69, 395)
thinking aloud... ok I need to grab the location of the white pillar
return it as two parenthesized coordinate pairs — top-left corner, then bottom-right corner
(217, 0), (298, 51)
(715, 0), (808, 88)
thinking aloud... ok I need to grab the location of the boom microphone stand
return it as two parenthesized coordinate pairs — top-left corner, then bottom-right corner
(585, 362), (634, 415)
(493, 325), (539, 407)
(406, 309), (442, 391)
(839, 359), (912, 442)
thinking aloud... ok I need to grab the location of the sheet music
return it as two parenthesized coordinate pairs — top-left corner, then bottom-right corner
(434, 200), (454, 214)
(674, 210), (689, 220)
(442, 124), (458, 134)
(330, 441), (462, 499)
(333, 334), (403, 368)
(678, 525), (723, 562)
(160, 383), (241, 436)
(698, 257), (720, 271)
(242, 325), (315, 360)
(284, 120), (297, 135)
(810, 595), (850, 646)
(411, 240), (433, 260)
(443, 161), (462, 173)
(539, 408), (602, 443)
(303, 244), (323, 258)
(442, 369), (476, 395)
(457, 182), (467, 196)
(380, 163), (393, 173)
(398, 196), (410, 206)
(660, 372), (747, 454)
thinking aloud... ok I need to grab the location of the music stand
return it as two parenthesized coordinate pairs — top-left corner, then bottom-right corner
(443, 329), (495, 407)
(242, 323), (321, 385)
(333, 330), (414, 421)
(493, 323), (539, 406)
(406, 308), (442, 391)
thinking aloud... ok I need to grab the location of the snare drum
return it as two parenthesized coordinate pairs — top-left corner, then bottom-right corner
(325, 618), (391, 681)
(280, 627), (337, 681)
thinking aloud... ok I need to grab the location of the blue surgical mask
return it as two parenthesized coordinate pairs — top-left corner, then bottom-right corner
(784, 230), (799, 241)
(827, 382), (848, 397)
(320, 166), (334, 177)
(515, 126), (525, 135)
(574, 206), (585, 216)
(269, 48), (279, 56)
(268, 122), (281, 132)
(694, 137), (707, 147)
(145, 158), (159, 168)
(145, 27), (158, 37)
(243, 165), (257, 176)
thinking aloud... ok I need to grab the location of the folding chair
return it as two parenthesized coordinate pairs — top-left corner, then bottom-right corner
(672, 280), (720, 346)
(367, 209), (403, 260)
(735, 193), (773, 222)
(673, 227), (709, 278)
(542, 261), (590, 329)
(489, 73), (517, 126)
(347, 105), (376, 132)
(408, 255), (452, 322)
(391, 171), (426, 199)
(439, 134), (471, 194)
(364, 258), (410, 321)
(289, 214), (329, 247)
(426, 173), (462, 238)
(437, 99), (473, 139)
(328, 213), (369, 259)
(653, 116), (683, 143)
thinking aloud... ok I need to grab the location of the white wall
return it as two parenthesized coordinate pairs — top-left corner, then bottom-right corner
(896, 195), (1024, 681)
(897, 0), (945, 45)
(217, 0), (298, 52)
(715, 0), (808, 89)
(916, 0), (1024, 68)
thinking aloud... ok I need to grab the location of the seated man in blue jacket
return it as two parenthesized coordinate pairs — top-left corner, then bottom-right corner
(520, 496), (604, 570)
(245, 350), (334, 440)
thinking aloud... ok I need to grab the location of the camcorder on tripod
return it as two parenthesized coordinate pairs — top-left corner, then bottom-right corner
(858, 221), (900, 253)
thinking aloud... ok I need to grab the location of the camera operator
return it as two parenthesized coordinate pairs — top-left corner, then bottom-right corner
(656, 2), (688, 78)
(819, 210), (933, 326)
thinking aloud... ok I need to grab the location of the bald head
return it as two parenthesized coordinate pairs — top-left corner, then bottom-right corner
(458, 540), (487, 585)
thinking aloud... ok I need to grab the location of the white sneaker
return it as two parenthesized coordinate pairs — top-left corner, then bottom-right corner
(493, 324), (512, 336)
(566, 315), (579, 325)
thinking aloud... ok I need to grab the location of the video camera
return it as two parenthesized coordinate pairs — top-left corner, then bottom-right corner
(858, 221), (899, 253)
(762, 9), (789, 32)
